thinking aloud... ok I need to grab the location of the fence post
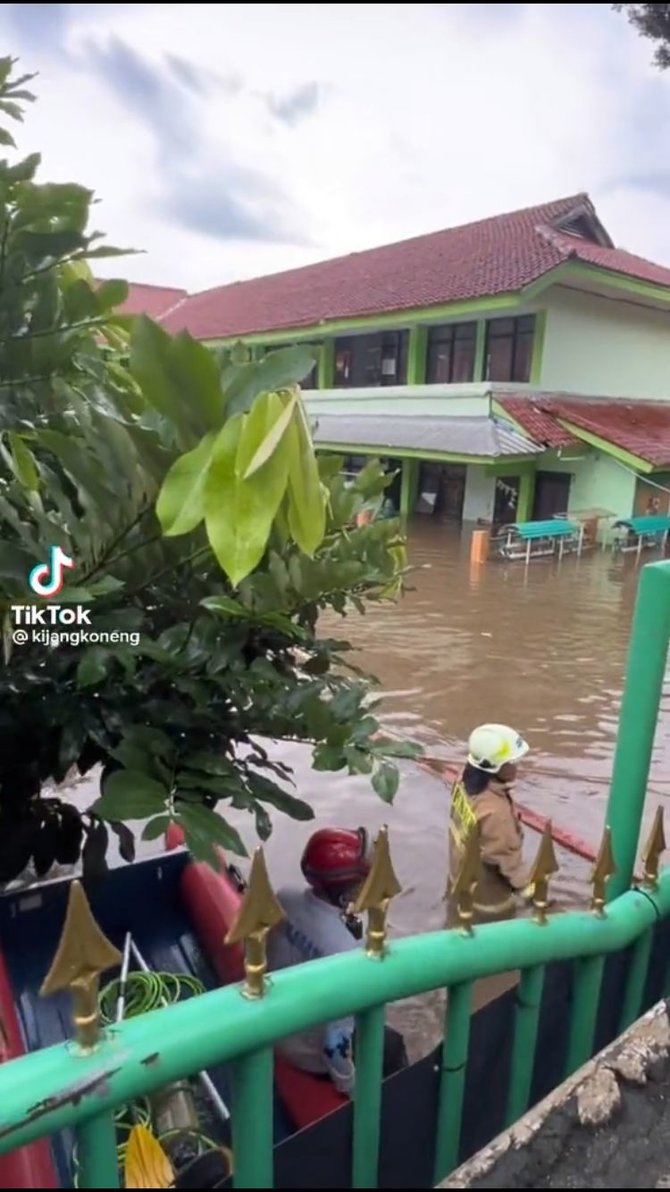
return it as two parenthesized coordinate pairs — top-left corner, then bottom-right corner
(604, 561), (670, 901)
(75, 1112), (120, 1188)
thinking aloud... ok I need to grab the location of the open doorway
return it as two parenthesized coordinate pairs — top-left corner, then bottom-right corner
(634, 477), (670, 517)
(532, 471), (571, 520)
(415, 464), (465, 520)
(493, 476), (520, 529)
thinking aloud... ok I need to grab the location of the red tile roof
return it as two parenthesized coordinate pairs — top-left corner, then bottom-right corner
(547, 399), (670, 467)
(497, 397), (578, 448)
(500, 395), (670, 467)
(541, 230), (670, 290)
(118, 282), (188, 319)
(159, 193), (670, 341)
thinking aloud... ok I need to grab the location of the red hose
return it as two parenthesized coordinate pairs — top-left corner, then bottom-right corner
(418, 756), (597, 864)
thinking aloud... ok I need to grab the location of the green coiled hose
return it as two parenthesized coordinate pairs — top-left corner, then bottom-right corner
(71, 970), (210, 1186)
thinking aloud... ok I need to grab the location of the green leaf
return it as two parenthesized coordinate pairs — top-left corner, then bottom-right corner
(200, 594), (246, 619)
(205, 413), (286, 586)
(156, 430), (216, 536)
(345, 745), (374, 775)
(0, 541), (39, 579)
(4, 152), (40, 183)
(0, 126), (16, 147)
(0, 98), (24, 121)
(180, 751), (237, 777)
(372, 761), (400, 803)
(7, 432), (39, 490)
(129, 315), (190, 431)
(76, 647), (109, 688)
(285, 402), (326, 555)
(312, 744), (347, 771)
(248, 775), (314, 821)
(177, 802), (248, 858)
(241, 388), (298, 479)
(96, 278), (129, 310)
(254, 802), (272, 841)
(142, 815), (172, 841)
(171, 332), (224, 430)
(93, 770), (168, 821)
(225, 345), (318, 417)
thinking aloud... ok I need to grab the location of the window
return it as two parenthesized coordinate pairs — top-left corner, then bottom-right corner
(334, 331), (408, 387)
(426, 322), (477, 383)
(484, 315), (536, 383)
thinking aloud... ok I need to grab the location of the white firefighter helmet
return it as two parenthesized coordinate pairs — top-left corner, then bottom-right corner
(466, 723), (529, 773)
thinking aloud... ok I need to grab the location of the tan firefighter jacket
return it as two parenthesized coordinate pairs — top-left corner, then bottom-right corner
(447, 774), (527, 924)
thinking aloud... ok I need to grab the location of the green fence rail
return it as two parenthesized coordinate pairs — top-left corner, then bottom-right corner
(0, 559), (669, 1190)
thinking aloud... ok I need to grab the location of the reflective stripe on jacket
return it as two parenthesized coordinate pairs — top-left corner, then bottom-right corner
(447, 775), (527, 923)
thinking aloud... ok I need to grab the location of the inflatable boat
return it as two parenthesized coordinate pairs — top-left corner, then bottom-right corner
(0, 830), (347, 1190)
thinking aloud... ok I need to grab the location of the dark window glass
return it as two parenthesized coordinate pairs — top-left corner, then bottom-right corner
(485, 315), (536, 383)
(426, 322), (476, 383)
(333, 331), (408, 387)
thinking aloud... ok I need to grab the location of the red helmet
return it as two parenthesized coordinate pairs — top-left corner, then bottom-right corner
(301, 827), (370, 890)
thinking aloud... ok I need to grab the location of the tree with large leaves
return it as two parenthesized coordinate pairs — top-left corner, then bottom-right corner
(0, 58), (417, 882)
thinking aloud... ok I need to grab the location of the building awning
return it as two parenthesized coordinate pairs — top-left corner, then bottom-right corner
(311, 414), (540, 459)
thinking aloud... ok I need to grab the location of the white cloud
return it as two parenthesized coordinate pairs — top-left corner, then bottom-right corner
(2, 2), (670, 291)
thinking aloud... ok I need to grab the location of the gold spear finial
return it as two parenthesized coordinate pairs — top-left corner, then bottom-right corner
(641, 807), (666, 890)
(450, 828), (481, 935)
(526, 823), (559, 925)
(40, 881), (122, 1050)
(350, 825), (402, 959)
(225, 848), (285, 999)
(590, 825), (616, 916)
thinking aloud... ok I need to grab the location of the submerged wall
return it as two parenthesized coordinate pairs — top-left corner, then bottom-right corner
(438, 999), (670, 1190)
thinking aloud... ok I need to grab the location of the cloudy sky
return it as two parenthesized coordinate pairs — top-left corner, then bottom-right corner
(3, 2), (670, 292)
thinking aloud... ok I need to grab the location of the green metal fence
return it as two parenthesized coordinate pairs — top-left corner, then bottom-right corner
(1, 559), (670, 1190)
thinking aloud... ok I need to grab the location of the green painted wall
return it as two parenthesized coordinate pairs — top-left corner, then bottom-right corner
(538, 451), (637, 541)
(541, 287), (670, 399)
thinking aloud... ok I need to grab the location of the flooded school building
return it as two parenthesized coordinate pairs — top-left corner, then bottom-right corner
(129, 191), (670, 549)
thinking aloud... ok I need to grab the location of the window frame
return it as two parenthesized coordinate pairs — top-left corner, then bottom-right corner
(484, 315), (536, 383)
(426, 321), (477, 384)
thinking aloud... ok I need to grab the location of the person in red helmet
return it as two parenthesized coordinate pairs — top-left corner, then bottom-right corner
(267, 826), (408, 1095)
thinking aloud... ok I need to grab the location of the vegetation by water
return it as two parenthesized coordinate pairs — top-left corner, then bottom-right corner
(0, 57), (418, 885)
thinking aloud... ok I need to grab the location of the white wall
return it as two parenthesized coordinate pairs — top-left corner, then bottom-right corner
(462, 466), (496, 522)
(541, 287), (670, 399)
(305, 385), (491, 418)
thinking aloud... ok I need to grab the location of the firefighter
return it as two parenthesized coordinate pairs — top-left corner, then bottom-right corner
(447, 724), (531, 927)
(267, 827), (408, 1095)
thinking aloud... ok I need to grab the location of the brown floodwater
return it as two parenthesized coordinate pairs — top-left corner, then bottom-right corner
(32, 518), (670, 1056)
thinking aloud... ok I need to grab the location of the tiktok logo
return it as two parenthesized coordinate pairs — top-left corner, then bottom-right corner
(28, 546), (74, 597)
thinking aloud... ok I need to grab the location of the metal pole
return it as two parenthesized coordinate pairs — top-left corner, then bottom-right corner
(115, 933), (132, 1024)
(128, 938), (230, 1122)
(604, 561), (670, 900)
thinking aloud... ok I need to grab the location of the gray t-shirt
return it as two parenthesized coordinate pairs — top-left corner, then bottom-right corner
(267, 886), (358, 1095)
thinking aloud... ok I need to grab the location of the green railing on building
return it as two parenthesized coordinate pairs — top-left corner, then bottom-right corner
(1, 560), (670, 1190)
